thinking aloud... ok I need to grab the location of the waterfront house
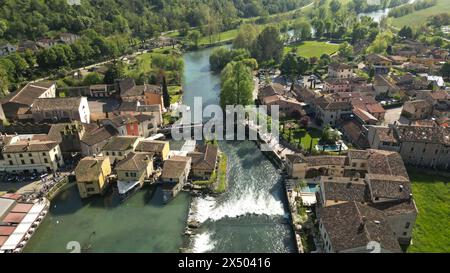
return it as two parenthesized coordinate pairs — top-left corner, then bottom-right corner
(0, 134), (64, 174)
(114, 152), (154, 195)
(135, 140), (170, 161)
(285, 153), (347, 179)
(0, 82), (56, 121)
(187, 144), (218, 180)
(75, 156), (111, 198)
(160, 156), (191, 203)
(31, 97), (90, 124)
(101, 136), (141, 164)
(117, 78), (165, 110)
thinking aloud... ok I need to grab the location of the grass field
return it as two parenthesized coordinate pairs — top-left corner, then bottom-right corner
(284, 41), (340, 58)
(198, 29), (239, 46)
(407, 170), (450, 253)
(391, 0), (450, 28)
(281, 125), (322, 150)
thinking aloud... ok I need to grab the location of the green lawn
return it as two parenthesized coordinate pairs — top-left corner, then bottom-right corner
(127, 52), (153, 79)
(215, 154), (228, 194)
(281, 125), (322, 150)
(284, 41), (340, 58)
(199, 29), (239, 46)
(407, 170), (450, 253)
(391, 0), (450, 28)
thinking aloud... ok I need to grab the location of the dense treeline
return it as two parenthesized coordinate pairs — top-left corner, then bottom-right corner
(0, 0), (310, 43)
(427, 13), (450, 27)
(388, 0), (437, 18)
(347, 0), (409, 14)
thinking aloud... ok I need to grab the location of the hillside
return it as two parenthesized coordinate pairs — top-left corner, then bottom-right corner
(0, 0), (310, 43)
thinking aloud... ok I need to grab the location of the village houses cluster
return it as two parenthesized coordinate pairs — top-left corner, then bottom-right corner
(0, 72), (219, 204)
(255, 38), (449, 252)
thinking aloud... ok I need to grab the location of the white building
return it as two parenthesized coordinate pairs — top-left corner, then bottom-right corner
(0, 134), (64, 174)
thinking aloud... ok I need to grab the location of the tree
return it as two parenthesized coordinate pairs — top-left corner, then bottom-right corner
(398, 26), (413, 39)
(104, 61), (126, 84)
(299, 116), (310, 128)
(440, 62), (450, 80)
(0, 19), (7, 38)
(210, 48), (250, 73)
(162, 76), (171, 108)
(83, 72), (103, 86)
(0, 66), (9, 97)
(320, 125), (341, 145)
(293, 19), (312, 41)
(253, 26), (283, 64)
(179, 22), (190, 37)
(297, 56), (309, 76)
(329, 0), (342, 13)
(220, 61), (254, 108)
(280, 53), (298, 80)
(187, 30), (202, 48)
(338, 42), (354, 60)
(7, 53), (29, 78)
(233, 24), (259, 51)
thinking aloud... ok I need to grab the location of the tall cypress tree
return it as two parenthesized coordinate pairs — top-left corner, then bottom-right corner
(162, 76), (170, 109)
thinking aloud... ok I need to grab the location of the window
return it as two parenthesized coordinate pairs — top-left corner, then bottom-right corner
(7, 154), (11, 158)
(9, 160), (13, 165)
(42, 152), (46, 156)
(21, 160), (25, 164)
(30, 159), (34, 164)
(106, 152), (109, 155)
(360, 163), (366, 168)
(44, 158), (48, 163)
(405, 222), (410, 229)
(19, 154), (23, 158)
(119, 152), (122, 156)
(403, 232), (407, 236)
(28, 153), (32, 157)
(125, 172), (129, 177)
(131, 173), (137, 177)
(352, 163), (356, 167)
(410, 147), (414, 152)
(112, 152), (116, 156)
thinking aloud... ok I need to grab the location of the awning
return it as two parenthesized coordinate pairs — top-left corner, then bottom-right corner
(1, 202), (46, 251)
(117, 180), (141, 195)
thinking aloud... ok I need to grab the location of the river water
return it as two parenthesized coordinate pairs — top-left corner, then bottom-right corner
(24, 45), (294, 253)
(183, 47), (295, 253)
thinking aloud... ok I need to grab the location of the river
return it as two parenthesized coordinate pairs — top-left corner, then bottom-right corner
(24, 45), (294, 253)
(183, 47), (295, 253)
(358, 0), (417, 22)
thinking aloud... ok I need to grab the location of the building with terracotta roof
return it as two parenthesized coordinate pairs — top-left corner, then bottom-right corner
(0, 134), (64, 174)
(327, 63), (353, 79)
(367, 124), (450, 169)
(301, 149), (418, 248)
(160, 156), (191, 203)
(187, 144), (218, 179)
(0, 82), (56, 120)
(115, 152), (154, 195)
(101, 136), (141, 164)
(75, 156), (111, 198)
(31, 96), (90, 124)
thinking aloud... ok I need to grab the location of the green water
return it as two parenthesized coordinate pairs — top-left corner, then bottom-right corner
(25, 184), (190, 252)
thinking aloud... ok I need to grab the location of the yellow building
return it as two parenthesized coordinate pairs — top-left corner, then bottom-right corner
(75, 156), (111, 198)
